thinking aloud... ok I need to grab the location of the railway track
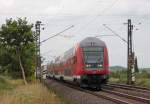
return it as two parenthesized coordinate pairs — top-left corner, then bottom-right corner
(101, 83), (150, 104)
(46, 79), (150, 104)
(60, 81), (131, 104)
(63, 82), (150, 104)
(103, 83), (150, 98)
(107, 83), (150, 93)
(101, 88), (150, 104)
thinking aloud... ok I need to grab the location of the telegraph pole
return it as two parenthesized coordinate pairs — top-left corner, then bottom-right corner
(127, 19), (135, 85)
(103, 22), (138, 85)
(35, 25), (73, 80)
(35, 21), (42, 79)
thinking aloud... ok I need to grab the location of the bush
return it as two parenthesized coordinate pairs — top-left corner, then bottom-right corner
(109, 69), (150, 87)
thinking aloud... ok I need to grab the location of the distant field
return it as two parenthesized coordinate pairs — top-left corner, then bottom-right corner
(109, 69), (150, 88)
(0, 76), (69, 104)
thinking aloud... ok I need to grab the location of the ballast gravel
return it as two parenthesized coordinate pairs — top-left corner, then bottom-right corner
(45, 79), (115, 104)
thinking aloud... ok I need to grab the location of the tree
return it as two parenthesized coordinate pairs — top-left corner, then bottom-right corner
(0, 18), (35, 85)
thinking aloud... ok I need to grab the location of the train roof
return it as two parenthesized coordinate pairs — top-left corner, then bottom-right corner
(53, 37), (106, 63)
(79, 37), (106, 47)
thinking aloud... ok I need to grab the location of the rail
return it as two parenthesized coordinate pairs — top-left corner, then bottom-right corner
(106, 83), (150, 93)
(102, 88), (150, 104)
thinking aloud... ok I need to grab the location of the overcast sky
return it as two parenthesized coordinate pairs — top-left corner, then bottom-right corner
(0, 0), (150, 68)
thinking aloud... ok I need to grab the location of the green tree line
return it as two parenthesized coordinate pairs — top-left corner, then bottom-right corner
(0, 18), (36, 84)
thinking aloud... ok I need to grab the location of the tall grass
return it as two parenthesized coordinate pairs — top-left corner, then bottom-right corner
(109, 70), (150, 87)
(0, 75), (24, 92)
(109, 70), (127, 83)
(0, 82), (67, 104)
(0, 76), (14, 91)
(0, 76), (69, 104)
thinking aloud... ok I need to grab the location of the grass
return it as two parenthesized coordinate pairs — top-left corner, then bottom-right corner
(45, 83), (71, 104)
(0, 76), (70, 104)
(0, 76), (15, 91)
(109, 70), (150, 88)
(0, 82), (68, 104)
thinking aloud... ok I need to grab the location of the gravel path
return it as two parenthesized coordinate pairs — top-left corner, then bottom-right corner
(45, 79), (116, 104)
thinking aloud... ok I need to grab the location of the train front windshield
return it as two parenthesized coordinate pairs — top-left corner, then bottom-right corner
(83, 47), (104, 69)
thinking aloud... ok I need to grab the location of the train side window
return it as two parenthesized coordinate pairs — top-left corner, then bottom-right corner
(73, 56), (77, 64)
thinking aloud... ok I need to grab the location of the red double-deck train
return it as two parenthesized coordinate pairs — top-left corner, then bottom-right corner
(47, 37), (109, 88)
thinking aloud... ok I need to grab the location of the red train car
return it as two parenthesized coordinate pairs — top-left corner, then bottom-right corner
(47, 37), (109, 88)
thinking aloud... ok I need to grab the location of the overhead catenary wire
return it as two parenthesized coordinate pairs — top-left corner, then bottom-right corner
(95, 35), (115, 37)
(41, 50), (52, 55)
(75, 0), (120, 33)
(103, 24), (127, 43)
(40, 25), (74, 64)
(45, 2), (65, 30)
(40, 25), (74, 44)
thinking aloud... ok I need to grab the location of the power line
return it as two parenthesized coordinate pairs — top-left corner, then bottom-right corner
(103, 24), (127, 43)
(40, 25), (74, 65)
(40, 25), (74, 44)
(41, 50), (52, 55)
(47, 3), (64, 24)
(75, 0), (120, 33)
(95, 35), (115, 37)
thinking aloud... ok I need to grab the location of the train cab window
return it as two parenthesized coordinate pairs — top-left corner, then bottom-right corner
(82, 47), (104, 69)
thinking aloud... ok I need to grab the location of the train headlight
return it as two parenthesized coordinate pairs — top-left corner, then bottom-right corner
(98, 64), (102, 67)
(86, 64), (91, 68)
